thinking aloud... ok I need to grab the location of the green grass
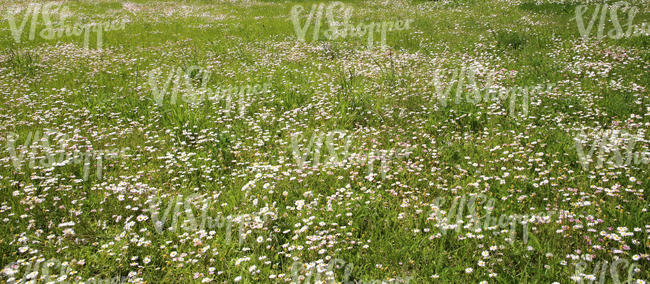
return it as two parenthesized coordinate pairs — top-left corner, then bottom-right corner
(0, 0), (648, 283)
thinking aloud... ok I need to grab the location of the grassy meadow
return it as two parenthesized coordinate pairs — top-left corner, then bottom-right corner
(0, 0), (649, 283)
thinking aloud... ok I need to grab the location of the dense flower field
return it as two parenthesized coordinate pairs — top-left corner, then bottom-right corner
(0, 0), (648, 283)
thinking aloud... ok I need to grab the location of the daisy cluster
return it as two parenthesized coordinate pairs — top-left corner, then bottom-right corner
(0, 0), (648, 283)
